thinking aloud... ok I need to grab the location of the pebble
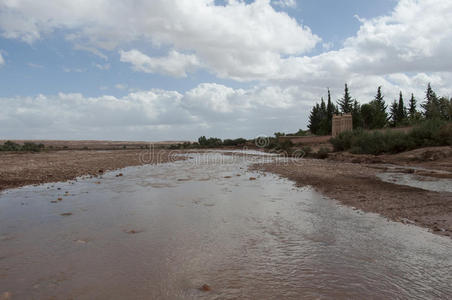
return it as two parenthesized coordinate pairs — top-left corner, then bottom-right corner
(199, 284), (211, 292)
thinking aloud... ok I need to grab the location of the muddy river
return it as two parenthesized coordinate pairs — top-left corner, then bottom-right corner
(1, 152), (451, 299)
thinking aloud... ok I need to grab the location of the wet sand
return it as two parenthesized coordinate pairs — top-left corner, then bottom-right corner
(0, 149), (185, 191)
(253, 158), (452, 238)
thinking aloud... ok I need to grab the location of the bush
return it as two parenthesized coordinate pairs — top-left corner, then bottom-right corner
(223, 138), (247, 147)
(330, 120), (452, 155)
(314, 147), (330, 159)
(300, 146), (312, 156)
(330, 130), (360, 152)
(0, 141), (44, 152)
(1, 141), (21, 151)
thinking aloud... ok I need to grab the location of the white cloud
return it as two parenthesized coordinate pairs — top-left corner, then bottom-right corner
(0, 83), (315, 140)
(272, 0), (296, 8)
(119, 49), (201, 77)
(94, 63), (110, 70)
(0, 52), (4, 66)
(115, 83), (127, 90)
(27, 62), (43, 68)
(0, 0), (320, 79)
(1, 0), (452, 140)
(63, 67), (84, 73)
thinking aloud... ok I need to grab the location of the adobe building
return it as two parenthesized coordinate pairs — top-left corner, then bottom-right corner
(332, 113), (353, 137)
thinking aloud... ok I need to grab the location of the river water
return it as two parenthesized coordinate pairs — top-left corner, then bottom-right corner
(0, 152), (451, 299)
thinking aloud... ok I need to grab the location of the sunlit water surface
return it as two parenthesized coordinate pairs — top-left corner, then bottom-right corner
(0, 152), (451, 299)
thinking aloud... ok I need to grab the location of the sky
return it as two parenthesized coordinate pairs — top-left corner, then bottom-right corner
(1, 0), (451, 141)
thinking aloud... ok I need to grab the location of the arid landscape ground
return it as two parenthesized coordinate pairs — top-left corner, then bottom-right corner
(1, 141), (451, 238)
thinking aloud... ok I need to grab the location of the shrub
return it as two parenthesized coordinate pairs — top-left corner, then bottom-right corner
(330, 130), (360, 152)
(329, 120), (452, 155)
(300, 146), (312, 156)
(1, 141), (21, 151)
(0, 141), (44, 152)
(314, 147), (330, 159)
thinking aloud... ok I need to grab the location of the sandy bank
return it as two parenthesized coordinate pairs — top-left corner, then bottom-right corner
(0, 149), (184, 191)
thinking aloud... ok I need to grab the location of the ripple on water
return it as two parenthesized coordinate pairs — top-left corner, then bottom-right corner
(0, 152), (451, 299)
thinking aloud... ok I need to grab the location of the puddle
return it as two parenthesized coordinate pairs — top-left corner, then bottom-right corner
(378, 172), (452, 192)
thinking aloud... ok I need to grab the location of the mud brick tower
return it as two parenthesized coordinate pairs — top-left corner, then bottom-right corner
(332, 113), (353, 137)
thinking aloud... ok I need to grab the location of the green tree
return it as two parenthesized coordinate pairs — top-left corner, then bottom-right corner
(308, 103), (321, 134)
(390, 100), (399, 127)
(326, 89), (335, 134)
(337, 84), (353, 114)
(438, 96), (452, 121)
(308, 96), (330, 135)
(408, 93), (419, 121)
(422, 83), (440, 120)
(366, 86), (388, 129)
(360, 103), (375, 129)
(396, 91), (407, 125)
(352, 99), (363, 129)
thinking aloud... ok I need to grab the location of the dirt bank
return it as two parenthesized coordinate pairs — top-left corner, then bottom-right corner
(0, 149), (184, 191)
(252, 158), (452, 238)
(328, 146), (452, 172)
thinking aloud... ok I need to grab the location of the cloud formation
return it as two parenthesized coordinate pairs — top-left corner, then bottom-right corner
(119, 49), (201, 77)
(0, 84), (314, 140)
(0, 0), (319, 79)
(0, 52), (4, 66)
(1, 0), (452, 140)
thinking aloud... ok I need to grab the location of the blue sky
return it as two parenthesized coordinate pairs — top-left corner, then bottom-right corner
(0, 0), (451, 140)
(0, 0), (396, 98)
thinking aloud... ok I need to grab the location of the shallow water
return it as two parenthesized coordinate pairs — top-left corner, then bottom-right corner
(0, 152), (451, 299)
(378, 171), (452, 192)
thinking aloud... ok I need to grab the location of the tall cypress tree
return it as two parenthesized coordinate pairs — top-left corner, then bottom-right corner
(337, 84), (353, 114)
(319, 97), (329, 135)
(408, 93), (417, 120)
(326, 89), (335, 134)
(396, 91), (407, 124)
(390, 100), (399, 127)
(352, 99), (363, 129)
(368, 86), (388, 128)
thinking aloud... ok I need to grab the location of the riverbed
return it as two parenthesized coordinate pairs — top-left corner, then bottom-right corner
(1, 152), (451, 299)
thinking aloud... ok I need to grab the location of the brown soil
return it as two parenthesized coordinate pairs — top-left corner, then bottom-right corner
(0, 149), (185, 191)
(328, 146), (452, 172)
(252, 158), (452, 238)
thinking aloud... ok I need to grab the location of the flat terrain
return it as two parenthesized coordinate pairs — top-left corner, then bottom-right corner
(0, 139), (187, 150)
(0, 149), (184, 191)
(253, 147), (452, 237)
(1, 146), (451, 238)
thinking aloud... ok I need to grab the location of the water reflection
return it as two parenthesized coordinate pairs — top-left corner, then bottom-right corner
(0, 152), (451, 299)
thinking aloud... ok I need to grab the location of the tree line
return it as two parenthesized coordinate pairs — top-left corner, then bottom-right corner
(308, 83), (452, 135)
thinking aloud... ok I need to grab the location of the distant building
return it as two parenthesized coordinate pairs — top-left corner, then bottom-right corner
(332, 114), (353, 137)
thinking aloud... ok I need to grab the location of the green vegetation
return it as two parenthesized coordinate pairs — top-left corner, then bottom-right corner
(308, 83), (452, 135)
(168, 136), (248, 149)
(0, 141), (45, 152)
(308, 89), (337, 135)
(330, 120), (452, 155)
